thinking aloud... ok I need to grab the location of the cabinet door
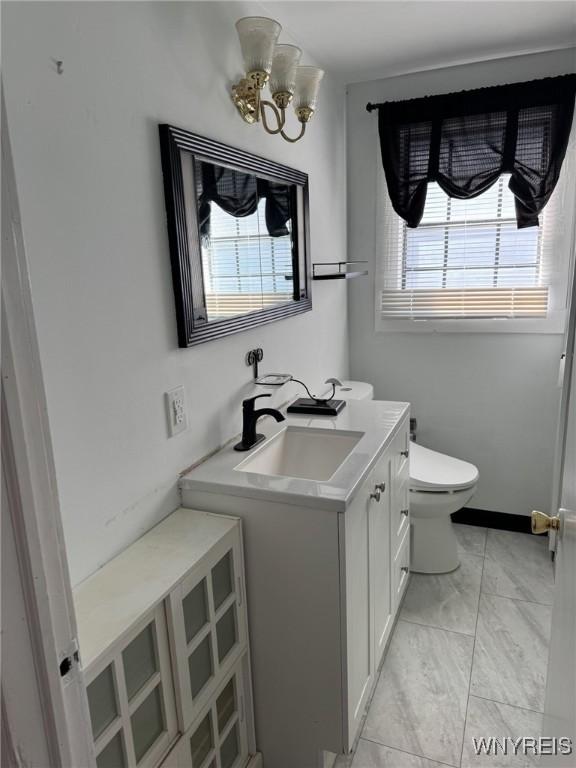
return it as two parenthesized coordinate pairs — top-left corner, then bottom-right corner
(392, 526), (410, 612)
(369, 450), (393, 671)
(169, 526), (247, 733)
(344, 472), (374, 746)
(86, 605), (178, 768)
(391, 423), (410, 549)
(165, 655), (250, 768)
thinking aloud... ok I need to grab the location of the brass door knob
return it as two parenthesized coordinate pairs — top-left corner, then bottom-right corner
(531, 510), (560, 534)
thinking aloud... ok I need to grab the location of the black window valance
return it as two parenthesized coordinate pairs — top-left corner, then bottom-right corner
(367, 74), (576, 228)
(197, 163), (291, 240)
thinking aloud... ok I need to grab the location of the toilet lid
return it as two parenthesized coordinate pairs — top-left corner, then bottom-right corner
(410, 442), (479, 491)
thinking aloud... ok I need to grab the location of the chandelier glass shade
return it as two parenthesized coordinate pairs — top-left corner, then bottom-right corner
(232, 17), (324, 143)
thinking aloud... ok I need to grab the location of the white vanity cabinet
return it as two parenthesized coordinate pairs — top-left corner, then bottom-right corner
(74, 509), (259, 768)
(180, 410), (411, 768)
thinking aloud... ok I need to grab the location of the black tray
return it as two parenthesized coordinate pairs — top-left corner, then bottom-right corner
(286, 398), (346, 416)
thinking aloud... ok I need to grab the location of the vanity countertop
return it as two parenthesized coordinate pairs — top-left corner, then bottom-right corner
(179, 399), (409, 512)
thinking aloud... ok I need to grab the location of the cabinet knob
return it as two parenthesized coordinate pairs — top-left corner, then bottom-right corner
(401, 508), (409, 516)
(400, 449), (409, 458)
(375, 482), (386, 492)
(370, 490), (381, 502)
(401, 566), (409, 573)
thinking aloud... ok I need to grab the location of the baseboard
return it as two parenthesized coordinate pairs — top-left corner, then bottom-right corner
(451, 507), (532, 534)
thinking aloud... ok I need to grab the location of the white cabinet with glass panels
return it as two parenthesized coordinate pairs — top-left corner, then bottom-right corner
(168, 529), (247, 732)
(74, 508), (259, 768)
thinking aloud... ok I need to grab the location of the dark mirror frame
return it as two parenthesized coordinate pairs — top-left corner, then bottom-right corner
(159, 124), (312, 348)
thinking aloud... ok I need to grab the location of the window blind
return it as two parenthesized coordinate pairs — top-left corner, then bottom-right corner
(377, 128), (575, 326)
(201, 199), (293, 320)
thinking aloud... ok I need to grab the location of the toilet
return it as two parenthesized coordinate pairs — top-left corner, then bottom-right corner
(335, 381), (479, 574)
(408, 442), (478, 573)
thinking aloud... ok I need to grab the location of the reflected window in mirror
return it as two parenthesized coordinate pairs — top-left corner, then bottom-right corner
(195, 160), (295, 322)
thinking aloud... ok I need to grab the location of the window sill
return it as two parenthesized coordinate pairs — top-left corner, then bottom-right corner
(375, 312), (566, 334)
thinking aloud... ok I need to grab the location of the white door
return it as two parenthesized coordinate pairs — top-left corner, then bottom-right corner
(1, 88), (94, 767)
(541, 269), (576, 764)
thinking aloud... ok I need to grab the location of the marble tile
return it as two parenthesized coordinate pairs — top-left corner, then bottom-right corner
(462, 696), (542, 767)
(454, 525), (487, 557)
(351, 740), (445, 768)
(482, 530), (554, 605)
(471, 594), (552, 712)
(363, 620), (474, 766)
(401, 554), (483, 635)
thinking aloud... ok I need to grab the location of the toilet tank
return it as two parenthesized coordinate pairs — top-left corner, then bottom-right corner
(335, 380), (374, 401)
(336, 381), (417, 440)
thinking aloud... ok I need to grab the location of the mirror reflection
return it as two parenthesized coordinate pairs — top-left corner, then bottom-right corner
(195, 159), (295, 322)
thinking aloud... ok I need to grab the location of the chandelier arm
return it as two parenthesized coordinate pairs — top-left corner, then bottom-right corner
(280, 122), (307, 143)
(260, 100), (285, 134)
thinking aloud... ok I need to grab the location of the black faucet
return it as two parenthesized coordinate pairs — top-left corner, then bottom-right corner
(233, 394), (285, 452)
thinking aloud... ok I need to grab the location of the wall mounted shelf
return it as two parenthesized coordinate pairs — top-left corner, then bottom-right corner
(312, 261), (368, 280)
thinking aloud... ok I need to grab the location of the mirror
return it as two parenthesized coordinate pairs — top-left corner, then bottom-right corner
(159, 125), (311, 347)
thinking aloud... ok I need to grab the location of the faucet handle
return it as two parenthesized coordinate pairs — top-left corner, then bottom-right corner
(242, 394), (271, 409)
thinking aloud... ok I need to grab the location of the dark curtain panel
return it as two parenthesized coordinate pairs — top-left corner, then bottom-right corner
(370, 75), (576, 228)
(197, 162), (291, 239)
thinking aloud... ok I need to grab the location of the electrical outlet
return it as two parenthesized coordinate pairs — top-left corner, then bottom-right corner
(166, 386), (188, 437)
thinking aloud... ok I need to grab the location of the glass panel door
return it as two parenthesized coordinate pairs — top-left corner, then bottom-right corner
(183, 656), (249, 768)
(86, 604), (177, 768)
(170, 528), (247, 733)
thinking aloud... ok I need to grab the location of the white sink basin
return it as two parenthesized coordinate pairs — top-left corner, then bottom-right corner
(234, 426), (364, 481)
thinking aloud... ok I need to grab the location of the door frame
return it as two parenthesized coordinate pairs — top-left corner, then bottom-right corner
(1, 85), (95, 767)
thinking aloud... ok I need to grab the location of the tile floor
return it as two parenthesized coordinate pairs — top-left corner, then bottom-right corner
(344, 524), (554, 768)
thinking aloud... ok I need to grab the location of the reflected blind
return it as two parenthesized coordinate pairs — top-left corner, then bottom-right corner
(379, 174), (552, 320)
(201, 199), (293, 318)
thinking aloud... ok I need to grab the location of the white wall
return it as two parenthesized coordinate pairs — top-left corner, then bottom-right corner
(2, 1), (348, 585)
(347, 49), (575, 517)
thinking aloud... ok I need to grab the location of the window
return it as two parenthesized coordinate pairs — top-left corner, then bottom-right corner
(376, 135), (575, 333)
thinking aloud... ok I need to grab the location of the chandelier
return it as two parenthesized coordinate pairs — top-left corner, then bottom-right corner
(231, 17), (324, 144)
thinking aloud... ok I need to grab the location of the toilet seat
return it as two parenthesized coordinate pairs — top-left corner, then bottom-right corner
(410, 442), (478, 492)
